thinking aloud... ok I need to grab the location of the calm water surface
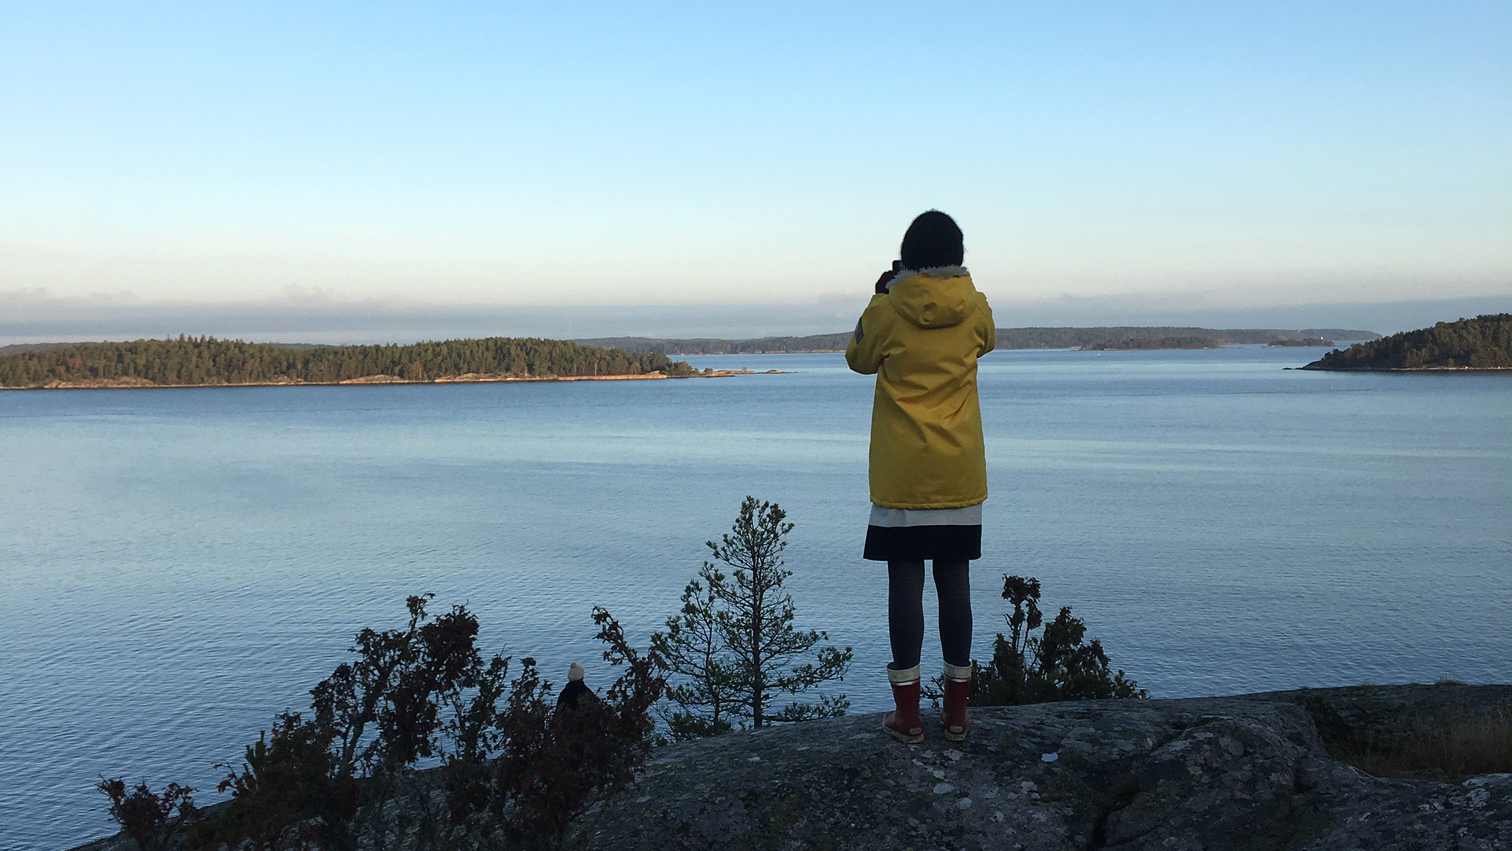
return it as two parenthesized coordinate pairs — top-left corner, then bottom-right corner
(2, 348), (1509, 849)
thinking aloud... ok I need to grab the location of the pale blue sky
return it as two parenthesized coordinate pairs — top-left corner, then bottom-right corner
(3, 1), (1509, 341)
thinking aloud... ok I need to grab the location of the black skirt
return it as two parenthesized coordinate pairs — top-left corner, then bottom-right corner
(864, 524), (981, 562)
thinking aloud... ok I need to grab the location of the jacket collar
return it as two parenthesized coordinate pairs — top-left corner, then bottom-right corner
(884, 265), (970, 291)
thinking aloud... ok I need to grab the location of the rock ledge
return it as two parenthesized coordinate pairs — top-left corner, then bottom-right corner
(73, 684), (1512, 851)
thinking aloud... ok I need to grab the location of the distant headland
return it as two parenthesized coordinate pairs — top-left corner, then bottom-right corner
(577, 326), (1379, 355)
(1302, 314), (1512, 371)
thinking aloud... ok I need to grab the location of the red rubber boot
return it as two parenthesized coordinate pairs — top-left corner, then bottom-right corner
(883, 664), (924, 744)
(941, 661), (973, 742)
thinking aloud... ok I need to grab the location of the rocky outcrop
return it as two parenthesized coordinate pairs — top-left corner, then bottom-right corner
(71, 684), (1512, 851)
(574, 685), (1511, 851)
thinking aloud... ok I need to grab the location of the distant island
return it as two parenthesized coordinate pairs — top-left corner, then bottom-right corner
(578, 326), (1379, 354)
(0, 323), (1399, 389)
(0, 336), (701, 390)
(1266, 337), (1334, 348)
(1083, 335), (1222, 351)
(1302, 314), (1512, 371)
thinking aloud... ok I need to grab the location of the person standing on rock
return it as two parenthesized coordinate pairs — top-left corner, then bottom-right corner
(846, 210), (994, 744)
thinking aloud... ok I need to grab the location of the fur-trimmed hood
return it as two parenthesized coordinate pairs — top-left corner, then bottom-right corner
(884, 266), (978, 330)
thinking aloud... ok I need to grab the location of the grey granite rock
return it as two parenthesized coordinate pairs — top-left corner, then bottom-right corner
(570, 686), (1511, 851)
(70, 684), (1512, 851)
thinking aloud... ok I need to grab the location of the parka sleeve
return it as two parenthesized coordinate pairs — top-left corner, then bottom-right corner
(845, 296), (888, 375)
(976, 295), (996, 357)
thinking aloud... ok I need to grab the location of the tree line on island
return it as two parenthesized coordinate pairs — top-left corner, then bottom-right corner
(1080, 335), (1223, 351)
(578, 325), (1378, 354)
(96, 498), (1141, 851)
(0, 325), (1388, 389)
(1303, 314), (1512, 371)
(0, 336), (693, 389)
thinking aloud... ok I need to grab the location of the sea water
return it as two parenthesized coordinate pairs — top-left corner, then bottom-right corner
(2, 347), (1509, 849)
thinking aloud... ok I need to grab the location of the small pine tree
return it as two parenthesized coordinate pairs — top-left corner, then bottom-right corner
(654, 572), (739, 738)
(653, 497), (852, 739)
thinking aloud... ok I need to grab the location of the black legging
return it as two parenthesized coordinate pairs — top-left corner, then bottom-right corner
(888, 559), (972, 670)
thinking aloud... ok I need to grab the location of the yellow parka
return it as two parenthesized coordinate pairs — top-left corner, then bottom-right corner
(846, 268), (995, 510)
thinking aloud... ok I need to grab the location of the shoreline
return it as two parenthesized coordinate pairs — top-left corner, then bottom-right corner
(1297, 366), (1512, 373)
(0, 369), (782, 391)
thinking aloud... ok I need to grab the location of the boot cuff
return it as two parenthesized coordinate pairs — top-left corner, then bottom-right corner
(943, 660), (973, 681)
(887, 664), (921, 685)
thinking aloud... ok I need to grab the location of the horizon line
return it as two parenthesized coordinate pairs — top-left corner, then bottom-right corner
(1, 294), (1507, 347)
